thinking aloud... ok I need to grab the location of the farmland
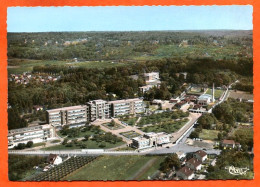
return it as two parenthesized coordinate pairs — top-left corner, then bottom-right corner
(64, 155), (165, 180)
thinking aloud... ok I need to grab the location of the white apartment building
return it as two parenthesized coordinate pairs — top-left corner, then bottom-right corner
(108, 98), (144, 117)
(8, 124), (56, 148)
(87, 100), (110, 121)
(131, 132), (171, 149)
(47, 105), (88, 128)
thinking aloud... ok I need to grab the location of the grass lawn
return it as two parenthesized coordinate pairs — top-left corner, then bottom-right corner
(57, 127), (105, 139)
(137, 156), (165, 180)
(42, 140), (125, 150)
(32, 142), (46, 147)
(120, 131), (141, 139)
(102, 123), (125, 130)
(120, 117), (138, 126)
(206, 89), (224, 99)
(64, 155), (164, 180)
(199, 129), (220, 140)
(141, 119), (188, 134)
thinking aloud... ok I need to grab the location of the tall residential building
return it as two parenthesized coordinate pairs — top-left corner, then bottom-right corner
(87, 100), (110, 121)
(108, 98), (144, 117)
(46, 105), (88, 128)
(8, 124), (56, 148)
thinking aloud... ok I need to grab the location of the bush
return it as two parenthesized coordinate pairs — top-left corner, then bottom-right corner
(26, 141), (34, 148)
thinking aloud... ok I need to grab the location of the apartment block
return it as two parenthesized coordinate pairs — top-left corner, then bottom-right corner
(47, 105), (88, 128)
(8, 124), (56, 148)
(108, 98), (144, 117)
(87, 100), (110, 121)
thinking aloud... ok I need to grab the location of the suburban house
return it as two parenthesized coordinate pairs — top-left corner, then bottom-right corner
(197, 94), (212, 106)
(221, 139), (241, 149)
(176, 166), (195, 180)
(194, 150), (207, 162)
(185, 158), (202, 171)
(139, 72), (161, 93)
(47, 154), (63, 165)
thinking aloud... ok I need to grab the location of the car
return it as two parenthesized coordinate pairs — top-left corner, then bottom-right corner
(166, 146), (170, 148)
(203, 148), (207, 151)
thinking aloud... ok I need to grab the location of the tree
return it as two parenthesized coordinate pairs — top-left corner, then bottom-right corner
(189, 131), (199, 139)
(217, 132), (223, 141)
(160, 153), (181, 172)
(26, 141), (34, 148)
(84, 135), (90, 141)
(15, 143), (26, 150)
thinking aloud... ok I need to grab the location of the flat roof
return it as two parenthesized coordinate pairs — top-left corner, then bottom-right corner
(108, 98), (142, 104)
(47, 105), (87, 112)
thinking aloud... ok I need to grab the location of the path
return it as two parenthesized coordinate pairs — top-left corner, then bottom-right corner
(127, 157), (159, 180)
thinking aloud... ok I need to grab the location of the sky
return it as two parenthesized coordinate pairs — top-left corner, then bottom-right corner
(7, 6), (253, 32)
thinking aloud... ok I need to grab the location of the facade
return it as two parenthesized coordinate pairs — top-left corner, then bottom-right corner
(87, 100), (110, 121)
(194, 150), (207, 162)
(176, 166), (194, 180)
(47, 154), (63, 165)
(8, 124), (56, 148)
(185, 158), (202, 171)
(139, 72), (161, 93)
(47, 105), (88, 128)
(197, 94), (212, 106)
(131, 132), (171, 149)
(221, 139), (241, 149)
(108, 98), (144, 117)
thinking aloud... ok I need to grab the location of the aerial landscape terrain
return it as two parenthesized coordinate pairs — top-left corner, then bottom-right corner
(7, 30), (253, 181)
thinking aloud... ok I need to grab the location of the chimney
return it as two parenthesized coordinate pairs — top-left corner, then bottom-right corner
(212, 83), (215, 102)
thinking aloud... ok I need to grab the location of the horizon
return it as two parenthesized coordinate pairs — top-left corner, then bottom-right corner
(7, 29), (253, 33)
(7, 6), (253, 32)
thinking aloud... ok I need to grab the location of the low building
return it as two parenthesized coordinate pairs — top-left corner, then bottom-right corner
(131, 132), (171, 149)
(221, 139), (241, 149)
(176, 166), (194, 180)
(185, 158), (202, 171)
(194, 150), (207, 162)
(47, 154), (63, 165)
(8, 124), (56, 148)
(197, 94), (212, 106)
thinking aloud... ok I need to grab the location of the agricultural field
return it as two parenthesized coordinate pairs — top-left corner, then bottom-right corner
(29, 156), (97, 181)
(120, 131), (141, 139)
(64, 155), (165, 181)
(228, 90), (253, 100)
(206, 89), (224, 99)
(199, 129), (220, 141)
(8, 58), (130, 75)
(141, 119), (188, 134)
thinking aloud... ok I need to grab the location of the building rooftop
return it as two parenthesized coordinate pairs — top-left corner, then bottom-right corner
(198, 94), (212, 100)
(108, 98), (142, 104)
(222, 139), (236, 145)
(47, 105), (87, 113)
(186, 158), (202, 167)
(195, 150), (207, 157)
(178, 166), (194, 177)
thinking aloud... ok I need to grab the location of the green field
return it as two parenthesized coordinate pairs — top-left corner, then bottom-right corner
(141, 119), (188, 134)
(8, 59), (129, 74)
(64, 155), (165, 180)
(42, 140), (125, 150)
(199, 129), (220, 140)
(206, 89), (224, 99)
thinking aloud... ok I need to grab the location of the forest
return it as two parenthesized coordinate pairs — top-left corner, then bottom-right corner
(7, 31), (253, 130)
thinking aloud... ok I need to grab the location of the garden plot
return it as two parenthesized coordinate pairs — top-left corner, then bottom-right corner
(120, 131), (141, 140)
